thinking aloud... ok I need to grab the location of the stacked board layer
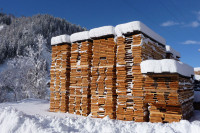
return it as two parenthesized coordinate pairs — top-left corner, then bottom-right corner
(91, 37), (117, 119)
(50, 44), (71, 112)
(144, 74), (194, 123)
(49, 29), (194, 123)
(69, 41), (93, 116)
(116, 34), (166, 122)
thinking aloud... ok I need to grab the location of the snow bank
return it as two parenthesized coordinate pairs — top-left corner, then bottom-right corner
(195, 75), (200, 81)
(89, 26), (115, 38)
(70, 31), (90, 42)
(194, 91), (200, 102)
(141, 59), (194, 77)
(166, 45), (181, 58)
(1, 99), (200, 133)
(51, 34), (70, 45)
(115, 21), (166, 45)
(194, 67), (200, 72)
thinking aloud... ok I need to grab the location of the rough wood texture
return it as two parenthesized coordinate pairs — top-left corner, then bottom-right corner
(49, 32), (194, 123)
(69, 41), (93, 116)
(91, 37), (117, 119)
(50, 44), (71, 112)
(144, 74), (194, 123)
(116, 34), (165, 122)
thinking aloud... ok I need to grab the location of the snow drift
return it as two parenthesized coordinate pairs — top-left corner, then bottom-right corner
(1, 99), (200, 133)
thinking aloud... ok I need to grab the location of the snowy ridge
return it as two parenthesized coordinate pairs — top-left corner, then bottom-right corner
(166, 45), (181, 58)
(141, 59), (194, 77)
(51, 34), (71, 45)
(89, 26), (115, 38)
(70, 31), (90, 42)
(1, 99), (200, 133)
(115, 21), (166, 45)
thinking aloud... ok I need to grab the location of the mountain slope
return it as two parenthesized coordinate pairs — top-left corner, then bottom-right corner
(0, 13), (85, 102)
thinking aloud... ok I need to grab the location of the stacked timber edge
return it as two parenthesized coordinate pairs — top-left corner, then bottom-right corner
(69, 31), (92, 116)
(141, 59), (194, 122)
(90, 26), (117, 119)
(49, 21), (195, 123)
(116, 33), (165, 122)
(50, 35), (71, 112)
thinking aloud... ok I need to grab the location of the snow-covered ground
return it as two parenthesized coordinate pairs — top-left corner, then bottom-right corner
(1, 99), (200, 133)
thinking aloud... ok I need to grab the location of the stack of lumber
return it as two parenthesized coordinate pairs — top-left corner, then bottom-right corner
(69, 40), (93, 116)
(195, 70), (200, 75)
(116, 34), (166, 122)
(50, 43), (71, 112)
(90, 37), (117, 119)
(144, 74), (194, 123)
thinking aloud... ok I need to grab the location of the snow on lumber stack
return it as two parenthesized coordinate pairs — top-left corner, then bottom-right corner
(70, 31), (90, 42)
(115, 21), (166, 45)
(194, 67), (200, 71)
(195, 75), (200, 81)
(141, 59), (194, 77)
(90, 34), (116, 119)
(69, 37), (92, 116)
(89, 26), (115, 38)
(50, 42), (71, 112)
(51, 34), (71, 45)
(194, 67), (200, 75)
(166, 45), (181, 58)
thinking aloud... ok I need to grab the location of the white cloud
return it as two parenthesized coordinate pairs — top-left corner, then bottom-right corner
(195, 11), (200, 21)
(198, 49), (200, 52)
(161, 21), (180, 27)
(188, 21), (200, 27)
(182, 40), (200, 45)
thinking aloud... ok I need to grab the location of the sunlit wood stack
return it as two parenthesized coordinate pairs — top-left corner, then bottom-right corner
(49, 21), (195, 123)
(90, 35), (117, 119)
(116, 33), (165, 122)
(50, 43), (71, 112)
(144, 74), (194, 123)
(69, 40), (93, 116)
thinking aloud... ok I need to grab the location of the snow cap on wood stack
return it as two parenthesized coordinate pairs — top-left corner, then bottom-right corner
(89, 26), (115, 38)
(70, 31), (90, 42)
(166, 45), (181, 58)
(195, 75), (200, 81)
(141, 59), (194, 77)
(115, 21), (166, 45)
(51, 34), (71, 45)
(194, 67), (200, 72)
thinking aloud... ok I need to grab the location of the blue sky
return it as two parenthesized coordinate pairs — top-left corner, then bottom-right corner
(1, 0), (200, 67)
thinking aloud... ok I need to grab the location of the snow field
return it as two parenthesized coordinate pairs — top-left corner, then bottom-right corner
(1, 99), (200, 133)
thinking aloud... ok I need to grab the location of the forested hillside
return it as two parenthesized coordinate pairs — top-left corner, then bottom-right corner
(0, 13), (85, 102)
